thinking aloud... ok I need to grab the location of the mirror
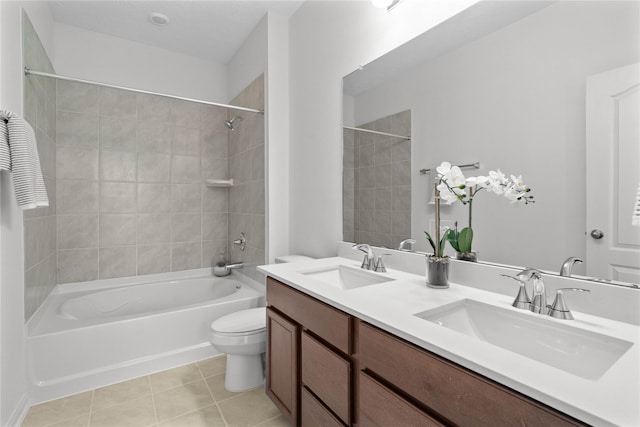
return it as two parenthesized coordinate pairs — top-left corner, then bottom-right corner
(343, 1), (640, 286)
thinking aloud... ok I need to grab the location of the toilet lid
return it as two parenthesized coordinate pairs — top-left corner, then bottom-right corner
(211, 307), (266, 334)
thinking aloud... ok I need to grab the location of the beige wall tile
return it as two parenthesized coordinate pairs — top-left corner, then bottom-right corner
(99, 116), (136, 151)
(100, 150), (137, 182)
(99, 246), (136, 279)
(171, 155), (200, 183)
(138, 183), (171, 213)
(57, 214), (99, 249)
(138, 214), (171, 244)
(137, 93), (171, 122)
(100, 182), (137, 213)
(137, 121), (172, 154)
(171, 184), (201, 213)
(171, 242), (202, 271)
(138, 152), (170, 183)
(58, 248), (98, 284)
(100, 87), (136, 118)
(172, 126), (200, 156)
(201, 128), (228, 158)
(171, 213), (202, 242)
(99, 214), (136, 247)
(171, 99), (201, 129)
(137, 244), (170, 275)
(56, 146), (98, 181)
(56, 111), (98, 147)
(57, 180), (99, 214)
(57, 81), (99, 114)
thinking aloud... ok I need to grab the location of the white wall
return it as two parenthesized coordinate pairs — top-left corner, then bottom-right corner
(265, 12), (290, 263)
(227, 15), (268, 103)
(0, 3), (55, 424)
(288, 0), (480, 257)
(351, 1), (639, 272)
(54, 23), (227, 103)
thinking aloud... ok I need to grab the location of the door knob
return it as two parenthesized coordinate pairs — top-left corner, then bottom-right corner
(590, 229), (604, 239)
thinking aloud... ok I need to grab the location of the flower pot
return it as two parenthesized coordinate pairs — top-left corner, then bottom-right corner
(426, 255), (449, 289)
(455, 251), (478, 262)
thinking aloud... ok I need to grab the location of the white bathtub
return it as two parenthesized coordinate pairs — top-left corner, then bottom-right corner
(26, 269), (265, 404)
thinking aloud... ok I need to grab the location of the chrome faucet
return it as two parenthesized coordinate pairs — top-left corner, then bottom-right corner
(213, 261), (243, 277)
(560, 256), (583, 277)
(352, 243), (375, 270)
(397, 238), (416, 251)
(517, 268), (547, 314)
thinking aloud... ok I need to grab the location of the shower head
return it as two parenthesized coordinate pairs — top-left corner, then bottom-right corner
(224, 115), (243, 130)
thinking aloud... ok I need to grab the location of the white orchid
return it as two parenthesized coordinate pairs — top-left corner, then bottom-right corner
(430, 161), (534, 257)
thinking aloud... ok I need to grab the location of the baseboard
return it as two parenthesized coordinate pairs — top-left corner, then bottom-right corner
(4, 392), (30, 427)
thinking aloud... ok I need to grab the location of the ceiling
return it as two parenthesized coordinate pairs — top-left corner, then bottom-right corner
(48, 1), (305, 64)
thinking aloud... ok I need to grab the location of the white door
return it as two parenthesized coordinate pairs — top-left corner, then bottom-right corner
(586, 63), (640, 285)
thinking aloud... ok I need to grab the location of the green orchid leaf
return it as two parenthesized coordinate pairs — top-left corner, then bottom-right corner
(424, 231), (436, 252)
(446, 229), (460, 252)
(459, 227), (474, 253)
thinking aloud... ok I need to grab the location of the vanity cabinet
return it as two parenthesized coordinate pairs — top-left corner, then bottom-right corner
(357, 321), (586, 427)
(266, 276), (587, 427)
(266, 277), (354, 426)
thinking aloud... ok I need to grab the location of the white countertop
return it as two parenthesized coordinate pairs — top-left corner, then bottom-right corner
(259, 256), (640, 427)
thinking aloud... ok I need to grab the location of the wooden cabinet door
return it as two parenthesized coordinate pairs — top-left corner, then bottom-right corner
(266, 308), (299, 425)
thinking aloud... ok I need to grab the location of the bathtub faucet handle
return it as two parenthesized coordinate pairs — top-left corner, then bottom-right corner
(234, 232), (246, 251)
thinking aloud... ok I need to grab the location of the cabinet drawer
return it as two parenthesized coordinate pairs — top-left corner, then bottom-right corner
(301, 387), (346, 427)
(358, 322), (585, 427)
(267, 277), (351, 353)
(302, 332), (351, 424)
(359, 371), (444, 427)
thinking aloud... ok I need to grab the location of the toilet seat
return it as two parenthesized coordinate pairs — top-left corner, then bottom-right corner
(210, 307), (266, 335)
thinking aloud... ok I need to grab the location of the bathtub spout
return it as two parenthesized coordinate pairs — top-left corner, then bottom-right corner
(214, 262), (244, 277)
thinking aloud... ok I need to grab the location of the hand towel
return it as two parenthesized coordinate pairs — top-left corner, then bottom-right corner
(0, 110), (49, 209)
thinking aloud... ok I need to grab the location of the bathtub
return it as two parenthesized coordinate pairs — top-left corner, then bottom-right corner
(26, 269), (265, 404)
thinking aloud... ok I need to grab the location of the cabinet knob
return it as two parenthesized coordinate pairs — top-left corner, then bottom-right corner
(590, 229), (604, 239)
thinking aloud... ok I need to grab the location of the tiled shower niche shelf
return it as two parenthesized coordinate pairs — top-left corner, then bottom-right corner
(206, 179), (234, 188)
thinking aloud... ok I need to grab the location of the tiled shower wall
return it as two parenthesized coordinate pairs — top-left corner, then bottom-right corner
(54, 83), (237, 283)
(343, 110), (412, 249)
(227, 75), (265, 267)
(23, 13), (57, 320)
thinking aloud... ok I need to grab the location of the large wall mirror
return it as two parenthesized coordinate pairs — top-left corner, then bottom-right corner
(343, 1), (640, 287)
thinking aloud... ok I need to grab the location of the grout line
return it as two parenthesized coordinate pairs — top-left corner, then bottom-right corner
(148, 375), (160, 426)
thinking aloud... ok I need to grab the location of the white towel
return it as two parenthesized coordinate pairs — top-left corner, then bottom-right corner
(633, 182), (640, 227)
(0, 110), (49, 210)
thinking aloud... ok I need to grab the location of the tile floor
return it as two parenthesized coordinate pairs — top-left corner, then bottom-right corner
(21, 356), (289, 427)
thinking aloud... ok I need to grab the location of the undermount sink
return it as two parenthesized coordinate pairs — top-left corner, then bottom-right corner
(301, 265), (393, 290)
(416, 299), (633, 380)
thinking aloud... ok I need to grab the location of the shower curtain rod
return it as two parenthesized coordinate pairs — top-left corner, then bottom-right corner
(343, 126), (411, 140)
(24, 67), (264, 114)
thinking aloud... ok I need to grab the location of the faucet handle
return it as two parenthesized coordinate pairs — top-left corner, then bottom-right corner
(501, 274), (531, 309)
(374, 254), (391, 272)
(548, 288), (590, 320)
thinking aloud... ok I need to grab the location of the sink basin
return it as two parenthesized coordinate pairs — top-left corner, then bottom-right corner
(301, 265), (393, 290)
(416, 299), (633, 380)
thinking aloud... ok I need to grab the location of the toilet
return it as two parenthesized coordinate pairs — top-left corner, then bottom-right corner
(208, 255), (314, 392)
(209, 307), (267, 392)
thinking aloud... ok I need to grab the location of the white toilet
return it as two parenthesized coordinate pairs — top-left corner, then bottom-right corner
(209, 307), (267, 392)
(208, 255), (314, 392)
